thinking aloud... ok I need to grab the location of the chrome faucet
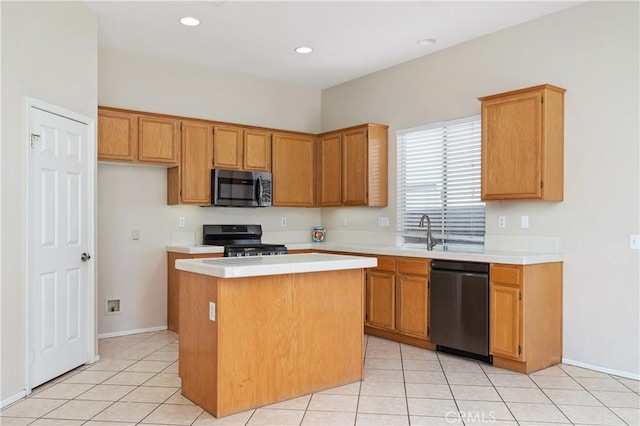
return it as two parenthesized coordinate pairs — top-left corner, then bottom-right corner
(419, 214), (438, 251)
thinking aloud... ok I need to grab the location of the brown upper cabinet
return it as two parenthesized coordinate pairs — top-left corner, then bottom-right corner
(479, 84), (565, 201)
(213, 125), (271, 172)
(99, 106), (389, 208)
(212, 125), (243, 170)
(167, 120), (213, 205)
(138, 115), (180, 165)
(98, 108), (138, 162)
(243, 129), (271, 172)
(316, 132), (342, 206)
(271, 132), (315, 207)
(98, 107), (180, 166)
(317, 124), (388, 207)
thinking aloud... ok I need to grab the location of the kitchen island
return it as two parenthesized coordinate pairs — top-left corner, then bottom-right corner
(175, 253), (377, 418)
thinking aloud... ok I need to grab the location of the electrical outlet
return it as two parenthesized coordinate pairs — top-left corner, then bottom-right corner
(378, 216), (390, 227)
(630, 235), (640, 249)
(280, 217), (287, 227)
(498, 216), (506, 229)
(209, 302), (216, 321)
(520, 216), (529, 229)
(178, 216), (186, 228)
(132, 229), (141, 240)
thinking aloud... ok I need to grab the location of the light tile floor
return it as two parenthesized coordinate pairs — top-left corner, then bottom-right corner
(2, 330), (639, 425)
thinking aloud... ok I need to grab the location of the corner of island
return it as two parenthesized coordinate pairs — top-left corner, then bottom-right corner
(174, 253), (377, 418)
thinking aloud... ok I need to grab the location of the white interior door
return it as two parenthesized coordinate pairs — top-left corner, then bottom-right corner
(30, 106), (90, 388)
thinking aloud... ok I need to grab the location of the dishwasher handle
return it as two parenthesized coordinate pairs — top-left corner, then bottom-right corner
(431, 260), (489, 274)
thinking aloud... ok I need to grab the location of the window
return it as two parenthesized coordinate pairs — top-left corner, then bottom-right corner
(397, 116), (485, 249)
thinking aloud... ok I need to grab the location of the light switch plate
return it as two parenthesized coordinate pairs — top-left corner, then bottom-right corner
(378, 216), (389, 227)
(521, 216), (529, 229)
(498, 216), (506, 229)
(630, 235), (640, 250)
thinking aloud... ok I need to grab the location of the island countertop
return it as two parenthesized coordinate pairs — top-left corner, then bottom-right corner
(175, 253), (378, 278)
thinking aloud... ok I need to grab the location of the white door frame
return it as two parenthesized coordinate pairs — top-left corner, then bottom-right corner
(25, 97), (98, 395)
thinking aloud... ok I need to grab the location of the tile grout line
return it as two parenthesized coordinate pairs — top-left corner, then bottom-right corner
(352, 334), (369, 426)
(532, 370), (580, 425)
(6, 332), (638, 425)
(481, 359), (519, 424)
(556, 365), (634, 426)
(399, 344), (412, 426)
(436, 351), (466, 426)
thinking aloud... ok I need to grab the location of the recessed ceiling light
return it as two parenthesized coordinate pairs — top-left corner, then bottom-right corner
(295, 46), (313, 54)
(417, 38), (436, 46)
(180, 17), (200, 27)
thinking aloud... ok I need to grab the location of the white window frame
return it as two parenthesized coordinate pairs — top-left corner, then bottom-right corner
(397, 115), (485, 250)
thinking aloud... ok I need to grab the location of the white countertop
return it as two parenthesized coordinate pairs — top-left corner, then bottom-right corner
(167, 243), (563, 265)
(169, 245), (225, 255)
(175, 253), (378, 278)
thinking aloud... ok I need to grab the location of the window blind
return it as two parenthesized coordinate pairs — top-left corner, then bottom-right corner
(397, 116), (485, 249)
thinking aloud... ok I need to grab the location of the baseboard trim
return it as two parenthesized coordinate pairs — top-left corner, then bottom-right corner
(1, 390), (27, 409)
(562, 358), (640, 380)
(98, 325), (168, 339)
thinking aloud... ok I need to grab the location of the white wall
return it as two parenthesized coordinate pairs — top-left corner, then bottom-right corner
(97, 47), (322, 335)
(321, 2), (640, 377)
(1, 1), (98, 404)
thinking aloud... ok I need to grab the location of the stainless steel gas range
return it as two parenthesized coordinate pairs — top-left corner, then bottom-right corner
(202, 224), (287, 257)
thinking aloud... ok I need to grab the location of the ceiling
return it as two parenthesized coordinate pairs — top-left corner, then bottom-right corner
(85, 1), (581, 89)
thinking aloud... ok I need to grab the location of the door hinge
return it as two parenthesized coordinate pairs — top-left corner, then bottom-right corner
(518, 345), (522, 355)
(541, 96), (544, 104)
(540, 180), (544, 189)
(179, 122), (183, 131)
(30, 133), (41, 148)
(518, 291), (522, 301)
(427, 326), (430, 337)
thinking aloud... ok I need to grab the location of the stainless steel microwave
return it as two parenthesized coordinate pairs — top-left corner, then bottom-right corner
(211, 169), (272, 207)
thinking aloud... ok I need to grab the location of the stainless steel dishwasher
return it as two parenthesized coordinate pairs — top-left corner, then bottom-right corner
(430, 260), (491, 362)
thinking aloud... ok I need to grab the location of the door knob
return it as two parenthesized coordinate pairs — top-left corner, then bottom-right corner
(81, 252), (91, 262)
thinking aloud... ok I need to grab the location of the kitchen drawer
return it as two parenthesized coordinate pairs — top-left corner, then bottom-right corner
(491, 264), (522, 286)
(397, 258), (428, 276)
(374, 256), (397, 272)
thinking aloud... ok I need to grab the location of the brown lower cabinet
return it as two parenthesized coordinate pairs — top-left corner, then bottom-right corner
(363, 255), (434, 349)
(167, 252), (221, 333)
(167, 250), (563, 374)
(490, 262), (563, 373)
